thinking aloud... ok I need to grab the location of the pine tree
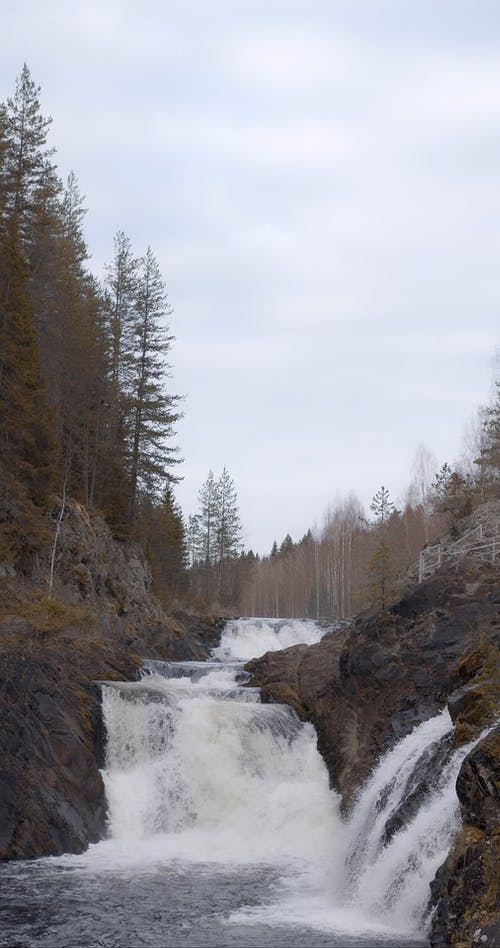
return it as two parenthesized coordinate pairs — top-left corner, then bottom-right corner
(197, 469), (220, 566)
(61, 171), (88, 273)
(47, 172), (109, 505)
(27, 158), (64, 346)
(86, 232), (138, 532)
(215, 466), (242, 601)
(369, 485), (396, 526)
(0, 216), (56, 562)
(187, 468), (244, 604)
(134, 485), (187, 606)
(104, 230), (138, 403)
(366, 486), (398, 614)
(3, 64), (55, 251)
(431, 463), (472, 534)
(127, 246), (182, 516)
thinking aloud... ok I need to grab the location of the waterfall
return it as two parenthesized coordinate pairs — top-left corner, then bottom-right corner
(212, 616), (331, 661)
(95, 618), (480, 941)
(101, 657), (338, 864)
(338, 711), (482, 934)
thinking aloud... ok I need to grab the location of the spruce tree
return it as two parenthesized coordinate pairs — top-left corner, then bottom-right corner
(216, 466), (242, 562)
(366, 486), (398, 614)
(127, 246), (182, 516)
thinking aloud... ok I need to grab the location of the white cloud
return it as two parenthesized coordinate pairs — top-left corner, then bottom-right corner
(226, 25), (361, 89)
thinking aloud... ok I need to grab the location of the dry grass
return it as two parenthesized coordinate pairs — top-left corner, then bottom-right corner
(0, 579), (95, 637)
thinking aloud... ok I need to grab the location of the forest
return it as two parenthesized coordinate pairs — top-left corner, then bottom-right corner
(0, 65), (186, 600)
(1, 66), (499, 618)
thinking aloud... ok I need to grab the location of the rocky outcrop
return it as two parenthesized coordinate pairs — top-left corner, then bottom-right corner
(246, 560), (500, 944)
(0, 614), (222, 860)
(430, 727), (500, 948)
(42, 497), (164, 621)
(0, 633), (138, 859)
(247, 563), (499, 805)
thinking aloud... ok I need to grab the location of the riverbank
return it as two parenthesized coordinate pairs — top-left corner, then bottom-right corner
(246, 559), (500, 947)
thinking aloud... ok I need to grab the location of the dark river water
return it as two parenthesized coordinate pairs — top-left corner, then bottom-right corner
(0, 859), (426, 948)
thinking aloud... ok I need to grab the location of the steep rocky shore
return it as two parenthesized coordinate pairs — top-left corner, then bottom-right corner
(246, 559), (500, 947)
(0, 498), (221, 860)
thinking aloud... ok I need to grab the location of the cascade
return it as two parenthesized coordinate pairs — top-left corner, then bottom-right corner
(212, 616), (331, 661)
(96, 618), (479, 940)
(101, 653), (336, 863)
(0, 617), (485, 948)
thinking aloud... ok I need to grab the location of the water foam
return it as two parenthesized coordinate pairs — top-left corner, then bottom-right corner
(212, 617), (330, 661)
(100, 665), (339, 866)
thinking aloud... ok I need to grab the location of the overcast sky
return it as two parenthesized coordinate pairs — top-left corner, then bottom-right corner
(2, 0), (500, 553)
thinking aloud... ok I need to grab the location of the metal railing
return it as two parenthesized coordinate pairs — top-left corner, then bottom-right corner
(418, 521), (500, 582)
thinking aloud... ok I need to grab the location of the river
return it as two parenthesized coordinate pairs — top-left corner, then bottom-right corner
(0, 618), (474, 947)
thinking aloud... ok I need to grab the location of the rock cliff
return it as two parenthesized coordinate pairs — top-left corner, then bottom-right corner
(247, 562), (499, 800)
(0, 498), (221, 860)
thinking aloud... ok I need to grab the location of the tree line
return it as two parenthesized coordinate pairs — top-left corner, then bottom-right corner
(0, 65), (185, 603)
(239, 386), (500, 618)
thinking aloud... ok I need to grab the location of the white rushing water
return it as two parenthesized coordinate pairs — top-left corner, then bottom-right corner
(44, 617), (484, 945)
(101, 672), (336, 865)
(212, 616), (329, 661)
(243, 708), (484, 940)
